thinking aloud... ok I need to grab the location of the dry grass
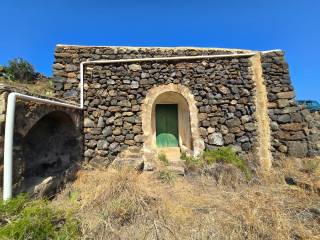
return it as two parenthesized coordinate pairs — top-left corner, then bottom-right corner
(0, 77), (54, 96)
(52, 158), (320, 240)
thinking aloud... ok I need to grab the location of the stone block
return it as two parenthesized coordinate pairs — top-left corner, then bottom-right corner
(208, 133), (224, 146)
(287, 141), (308, 157)
(276, 91), (295, 99)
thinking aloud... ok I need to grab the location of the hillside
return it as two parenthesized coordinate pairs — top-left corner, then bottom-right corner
(1, 149), (320, 239)
(0, 77), (54, 97)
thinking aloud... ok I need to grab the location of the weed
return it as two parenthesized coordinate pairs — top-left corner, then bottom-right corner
(68, 191), (79, 203)
(180, 152), (204, 171)
(302, 158), (320, 174)
(158, 152), (169, 166)
(158, 170), (175, 183)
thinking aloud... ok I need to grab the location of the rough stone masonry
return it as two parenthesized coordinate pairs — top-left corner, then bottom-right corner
(51, 45), (319, 169)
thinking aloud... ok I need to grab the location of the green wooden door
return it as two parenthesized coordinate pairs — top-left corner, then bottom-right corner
(156, 104), (179, 147)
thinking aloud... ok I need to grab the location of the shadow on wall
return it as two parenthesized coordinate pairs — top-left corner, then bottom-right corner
(17, 111), (81, 197)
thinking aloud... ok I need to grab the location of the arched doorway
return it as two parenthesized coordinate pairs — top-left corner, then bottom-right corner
(153, 92), (192, 150)
(21, 111), (80, 194)
(141, 84), (204, 157)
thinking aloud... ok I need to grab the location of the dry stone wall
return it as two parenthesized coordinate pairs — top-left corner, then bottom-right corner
(261, 51), (320, 158)
(53, 46), (249, 103)
(53, 46), (258, 164)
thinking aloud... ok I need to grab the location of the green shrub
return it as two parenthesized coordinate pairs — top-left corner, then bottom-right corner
(181, 147), (251, 179)
(5, 58), (36, 82)
(158, 152), (169, 166)
(0, 194), (79, 240)
(204, 147), (252, 179)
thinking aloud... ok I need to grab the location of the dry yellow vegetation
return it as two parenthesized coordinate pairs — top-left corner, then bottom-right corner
(52, 158), (320, 240)
(0, 77), (54, 96)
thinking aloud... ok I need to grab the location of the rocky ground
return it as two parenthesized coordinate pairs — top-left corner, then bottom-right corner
(51, 157), (320, 240)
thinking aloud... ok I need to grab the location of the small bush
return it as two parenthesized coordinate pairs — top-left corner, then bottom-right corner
(0, 194), (79, 239)
(5, 58), (36, 82)
(158, 170), (175, 183)
(181, 147), (252, 179)
(158, 152), (169, 166)
(204, 147), (252, 179)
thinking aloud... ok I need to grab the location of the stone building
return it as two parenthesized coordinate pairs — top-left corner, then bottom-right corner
(0, 45), (319, 196)
(52, 45), (318, 169)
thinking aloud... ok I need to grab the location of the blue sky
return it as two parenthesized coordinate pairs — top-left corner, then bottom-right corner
(1, 0), (319, 100)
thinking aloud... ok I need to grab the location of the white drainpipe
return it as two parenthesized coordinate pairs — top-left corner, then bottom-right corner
(3, 51), (256, 200)
(3, 92), (80, 200)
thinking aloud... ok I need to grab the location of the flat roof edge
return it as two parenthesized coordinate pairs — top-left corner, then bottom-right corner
(55, 44), (256, 52)
(261, 49), (283, 53)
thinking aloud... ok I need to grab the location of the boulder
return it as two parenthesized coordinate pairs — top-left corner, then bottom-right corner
(33, 176), (59, 198)
(287, 141), (308, 157)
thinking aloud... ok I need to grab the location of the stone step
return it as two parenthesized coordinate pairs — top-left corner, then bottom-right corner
(112, 157), (144, 170)
(122, 153), (142, 159)
(127, 146), (141, 154)
(167, 166), (185, 176)
(144, 152), (157, 162)
(170, 160), (185, 167)
(158, 147), (181, 162)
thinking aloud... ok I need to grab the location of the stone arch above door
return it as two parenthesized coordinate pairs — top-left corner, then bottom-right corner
(141, 83), (204, 156)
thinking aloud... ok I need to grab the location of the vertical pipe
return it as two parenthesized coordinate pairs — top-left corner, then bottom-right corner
(80, 63), (84, 109)
(3, 93), (16, 200)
